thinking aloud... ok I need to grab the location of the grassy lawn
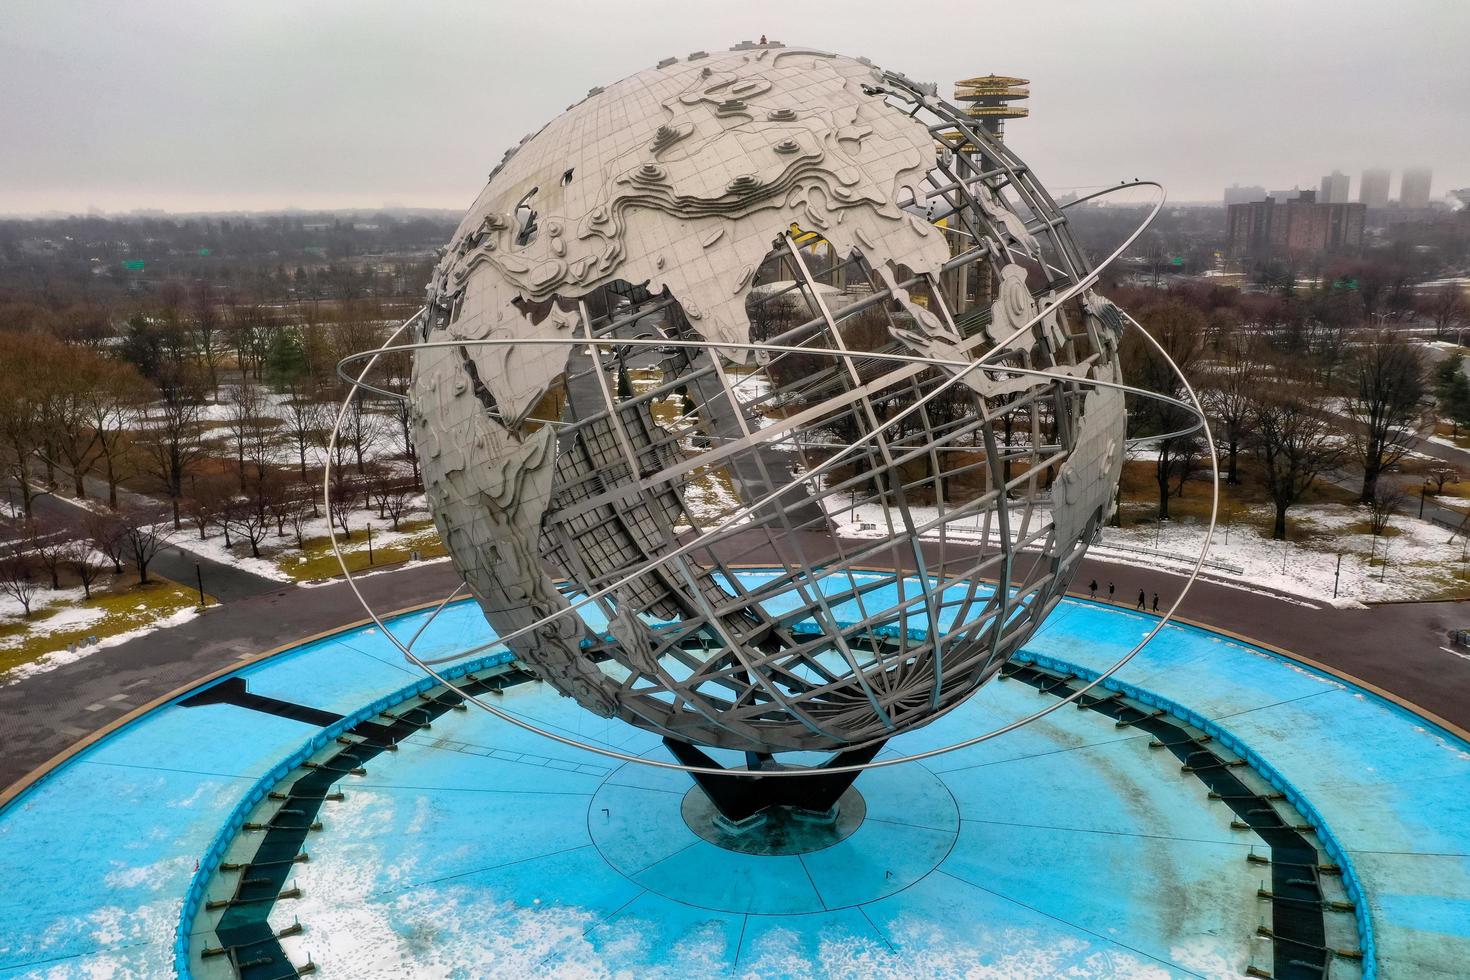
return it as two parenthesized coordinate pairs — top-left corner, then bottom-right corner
(1115, 456), (1357, 543)
(1431, 421), (1470, 451)
(1396, 452), (1470, 508)
(0, 575), (210, 676)
(274, 517), (447, 582)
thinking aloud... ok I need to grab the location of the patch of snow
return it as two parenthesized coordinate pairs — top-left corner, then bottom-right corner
(167, 533), (295, 583)
(1, 604), (205, 686)
(0, 585), (89, 621)
(1425, 432), (1470, 454)
(823, 495), (1465, 606)
(297, 554), (451, 589)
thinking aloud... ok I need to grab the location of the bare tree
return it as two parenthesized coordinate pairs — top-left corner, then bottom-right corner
(280, 484), (313, 548)
(191, 283), (225, 394)
(370, 476), (416, 531)
(120, 512), (172, 585)
(342, 389), (386, 476)
(1423, 282), (1468, 341)
(223, 377), (274, 491)
(267, 479), (305, 540)
(328, 475), (358, 542)
(84, 509), (128, 574)
(1365, 482), (1407, 537)
(183, 475), (232, 540)
(137, 364), (208, 529)
(222, 491), (273, 559)
(39, 343), (105, 499)
(0, 551), (39, 618)
(26, 518), (70, 590)
(67, 540), (103, 600)
(1346, 331), (1427, 503)
(226, 303), (279, 381)
(0, 333), (49, 518)
(56, 303), (114, 350)
(1122, 300), (1207, 519)
(1202, 340), (1260, 486)
(1426, 466), (1459, 495)
(280, 389), (327, 481)
(82, 359), (151, 509)
(1250, 375), (1348, 540)
(378, 347), (420, 482)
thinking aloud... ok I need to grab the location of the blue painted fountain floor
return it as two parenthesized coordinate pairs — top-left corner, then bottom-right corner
(1, 579), (1468, 978)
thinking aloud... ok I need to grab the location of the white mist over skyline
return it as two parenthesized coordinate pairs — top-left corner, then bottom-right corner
(2, 0), (1467, 215)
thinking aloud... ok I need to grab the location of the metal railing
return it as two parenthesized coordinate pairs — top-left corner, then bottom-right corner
(171, 649), (517, 977)
(1016, 650), (1377, 978)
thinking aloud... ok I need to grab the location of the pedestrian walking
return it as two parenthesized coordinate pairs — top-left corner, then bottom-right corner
(1152, 592), (1159, 612)
(1107, 582), (1115, 603)
(1136, 589), (1145, 610)
(1088, 579), (1098, 599)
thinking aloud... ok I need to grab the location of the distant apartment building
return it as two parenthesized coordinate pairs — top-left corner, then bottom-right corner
(1226, 190), (1366, 260)
(1268, 187), (1309, 202)
(1401, 167), (1433, 208)
(1360, 167), (1390, 208)
(1223, 183), (1267, 206)
(1318, 170), (1350, 204)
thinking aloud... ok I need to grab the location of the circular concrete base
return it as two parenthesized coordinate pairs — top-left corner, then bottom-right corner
(587, 759), (959, 915)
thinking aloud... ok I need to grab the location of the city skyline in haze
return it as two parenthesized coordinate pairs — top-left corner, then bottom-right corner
(2, 0), (1467, 216)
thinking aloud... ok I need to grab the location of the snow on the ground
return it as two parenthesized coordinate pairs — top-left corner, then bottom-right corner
(167, 496), (434, 583)
(167, 530), (295, 582)
(1, 605), (203, 686)
(1425, 432), (1470, 454)
(297, 554), (450, 589)
(676, 470), (752, 531)
(321, 511), (433, 551)
(822, 495), (1465, 607)
(0, 585), (89, 621)
(1096, 504), (1470, 605)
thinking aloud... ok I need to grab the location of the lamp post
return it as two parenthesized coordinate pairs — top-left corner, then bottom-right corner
(195, 562), (206, 608)
(1333, 552), (1343, 599)
(1420, 481), (1430, 520)
(366, 523), (374, 566)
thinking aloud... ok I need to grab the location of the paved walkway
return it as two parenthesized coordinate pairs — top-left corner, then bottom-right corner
(2, 535), (1467, 791)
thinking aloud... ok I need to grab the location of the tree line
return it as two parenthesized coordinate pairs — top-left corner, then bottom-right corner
(1118, 279), (1450, 539)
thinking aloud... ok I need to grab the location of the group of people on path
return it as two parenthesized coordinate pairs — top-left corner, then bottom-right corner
(1087, 579), (1160, 613)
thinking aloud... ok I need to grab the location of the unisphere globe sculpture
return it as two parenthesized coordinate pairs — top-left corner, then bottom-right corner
(409, 44), (1131, 767)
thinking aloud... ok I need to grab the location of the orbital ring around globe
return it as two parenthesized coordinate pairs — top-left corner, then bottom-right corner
(316, 47), (1218, 777)
(321, 315), (1219, 779)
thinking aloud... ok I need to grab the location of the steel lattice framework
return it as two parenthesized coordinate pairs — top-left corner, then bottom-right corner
(400, 47), (1164, 756)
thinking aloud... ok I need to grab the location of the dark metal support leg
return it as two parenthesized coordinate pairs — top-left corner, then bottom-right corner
(664, 737), (887, 824)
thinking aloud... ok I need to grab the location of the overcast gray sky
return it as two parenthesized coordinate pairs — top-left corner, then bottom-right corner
(2, 0), (1467, 215)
